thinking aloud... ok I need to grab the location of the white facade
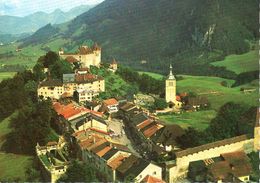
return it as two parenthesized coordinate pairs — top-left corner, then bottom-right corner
(59, 46), (101, 68)
(165, 65), (176, 103)
(135, 163), (163, 182)
(38, 85), (64, 100)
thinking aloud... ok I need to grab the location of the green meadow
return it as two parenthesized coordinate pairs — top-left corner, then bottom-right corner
(177, 75), (258, 110)
(211, 50), (258, 74)
(0, 114), (32, 181)
(138, 71), (164, 80)
(157, 74), (257, 130)
(159, 110), (217, 131)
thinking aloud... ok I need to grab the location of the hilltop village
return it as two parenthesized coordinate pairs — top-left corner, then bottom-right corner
(35, 44), (259, 183)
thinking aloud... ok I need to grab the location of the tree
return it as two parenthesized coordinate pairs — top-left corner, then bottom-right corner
(58, 160), (97, 182)
(50, 59), (73, 80)
(2, 100), (55, 154)
(176, 127), (204, 148)
(207, 102), (249, 141)
(153, 98), (168, 110)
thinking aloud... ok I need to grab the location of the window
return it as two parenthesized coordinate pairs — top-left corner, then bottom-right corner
(153, 171), (156, 175)
(139, 175), (142, 179)
(169, 82), (173, 86)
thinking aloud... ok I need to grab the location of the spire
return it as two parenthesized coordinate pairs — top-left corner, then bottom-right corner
(168, 64), (175, 80)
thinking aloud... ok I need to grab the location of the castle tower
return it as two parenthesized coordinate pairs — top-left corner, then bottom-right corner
(165, 64), (176, 103)
(254, 108), (260, 151)
(58, 48), (64, 55)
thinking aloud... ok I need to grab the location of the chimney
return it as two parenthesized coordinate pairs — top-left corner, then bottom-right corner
(93, 136), (96, 144)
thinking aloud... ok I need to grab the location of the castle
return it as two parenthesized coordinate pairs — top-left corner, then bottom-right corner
(59, 43), (101, 68)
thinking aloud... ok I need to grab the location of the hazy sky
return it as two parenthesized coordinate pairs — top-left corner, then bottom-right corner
(0, 0), (104, 17)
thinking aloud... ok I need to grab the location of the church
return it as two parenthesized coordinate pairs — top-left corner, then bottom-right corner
(165, 64), (177, 107)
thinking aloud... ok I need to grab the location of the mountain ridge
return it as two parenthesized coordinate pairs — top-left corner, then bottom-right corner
(20, 0), (258, 75)
(0, 4), (95, 35)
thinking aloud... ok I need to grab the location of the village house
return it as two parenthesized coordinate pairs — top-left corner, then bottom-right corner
(119, 103), (185, 157)
(151, 124), (185, 152)
(101, 98), (119, 114)
(188, 150), (252, 182)
(63, 69), (105, 101)
(73, 113), (108, 133)
(59, 43), (101, 68)
(52, 102), (104, 133)
(37, 69), (105, 101)
(37, 78), (64, 100)
(116, 154), (163, 182)
(208, 151), (252, 182)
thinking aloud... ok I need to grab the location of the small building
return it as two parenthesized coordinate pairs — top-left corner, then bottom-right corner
(207, 151), (252, 182)
(74, 113), (108, 133)
(101, 98), (119, 114)
(151, 124), (185, 152)
(141, 175), (166, 183)
(109, 58), (118, 72)
(116, 154), (163, 182)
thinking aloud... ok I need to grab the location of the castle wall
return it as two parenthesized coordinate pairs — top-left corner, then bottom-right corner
(60, 50), (101, 68)
(168, 138), (254, 182)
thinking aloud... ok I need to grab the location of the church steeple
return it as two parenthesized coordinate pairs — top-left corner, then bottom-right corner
(168, 64), (175, 80)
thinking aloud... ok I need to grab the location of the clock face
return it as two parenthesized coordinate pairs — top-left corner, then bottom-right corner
(169, 81), (173, 86)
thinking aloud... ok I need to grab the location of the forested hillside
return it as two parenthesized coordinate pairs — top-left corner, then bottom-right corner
(20, 0), (259, 76)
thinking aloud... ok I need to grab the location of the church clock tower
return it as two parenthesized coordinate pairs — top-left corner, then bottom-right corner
(165, 64), (176, 103)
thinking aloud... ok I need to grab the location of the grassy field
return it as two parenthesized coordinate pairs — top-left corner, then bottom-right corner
(159, 110), (217, 130)
(0, 114), (32, 181)
(0, 72), (16, 81)
(138, 71), (164, 80)
(211, 50), (258, 74)
(152, 74), (258, 130)
(177, 75), (258, 110)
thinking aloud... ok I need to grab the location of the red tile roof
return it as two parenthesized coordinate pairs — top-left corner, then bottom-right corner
(208, 151), (252, 180)
(53, 102), (89, 120)
(75, 73), (103, 83)
(53, 102), (103, 120)
(143, 124), (164, 138)
(141, 175), (165, 183)
(176, 95), (181, 101)
(103, 98), (118, 106)
(107, 155), (129, 170)
(137, 119), (153, 130)
(96, 146), (113, 157)
(65, 56), (78, 63)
